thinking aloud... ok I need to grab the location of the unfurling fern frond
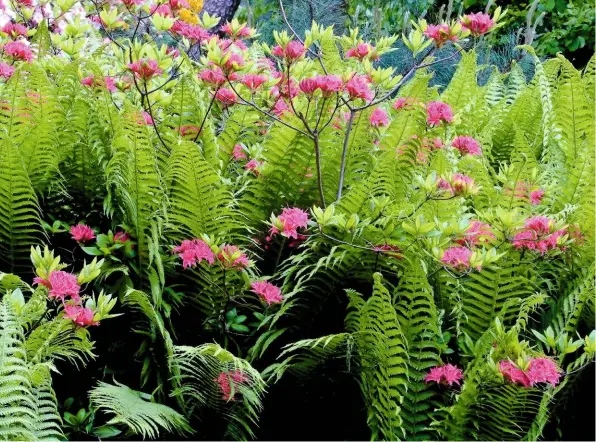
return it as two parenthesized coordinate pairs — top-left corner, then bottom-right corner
(89, 381), (191, 439)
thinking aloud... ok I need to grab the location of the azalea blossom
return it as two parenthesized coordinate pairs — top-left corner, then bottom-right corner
(269, 207), (309, 239)
(179, 125), (200, 137)
(2, 22), (28, 39)
(81, 75), (116, 92)
(64, 304), (99, 327)
(424, 364), (463, 386)
(245, 159), (263, 175)
(171, 21), (210, 42)
(3, 40), (33, 62)
(461, 12), (495, 37)
(423, 24), (458, 48)
(272, 99), (290, 116)
(0, 62), (15, 79)
(370, 107), (389, 127)
(512, 216), (568, 255)
(346, 74), (373, 101)
(173, 239), (215, 268)
(451, 135), (481, 156)
(217, 245), (249, 269)
(392, 97), (417, 110)
(70, 224), (95, 243)
(529, 189), (545, 205)
(250, 280), (284, 305)
(127, 59), (162, 81)
(240, 73), (267, 90)
(456, 221), (495, 247)
(299, 75), (343, 97)
(138, 111), (153, 125)
(441, 246), (475, 271)
(499, 357), (560, 388)
(232, 144), (247, 160)
(215, 88), (236, 105)
(46, 271), (81, 303)
(271, 40), (306, 62)
(345, 43), (378, 61)
(438, 173), (477, 196)
(426, 101), (453, 126)
(215, 369), (249, 401)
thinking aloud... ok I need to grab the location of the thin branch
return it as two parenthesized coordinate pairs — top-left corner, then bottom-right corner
(336, 109), (356, 200)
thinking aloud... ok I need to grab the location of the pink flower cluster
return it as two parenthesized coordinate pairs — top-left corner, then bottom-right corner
(215, 88), (236, 105)
(127, 59), (162, 81)
(218, 245), (250, 269)
(441, 246), (475, 271)
(426, 101), (453, 126)
(269, 207), (310, 240)
(506, 181), (545, 205)
(438, 173), (476, 196)
(250, 281), (284, 305)
(232, 144), (247, 160)
(34, 270), (98, 327)
(172, 239), (216, 268)
(424, 363), (463, 386)
(461, 12), (495, 37)
(171, 22), (211, 43)
(456, 221), (495, 247)
(2, 22), (28, 39)
(392, 97), (418, 110)
(512, 216), (568, 255)
(370, 107), (388, 127)
(271, 41), (306, 62)
(299, 75), (343, 97)
(70, 224), (95, 243)
(346, 75), (373, 101)
(0, 62), (15, 79)
(451, 136), (481, 156)
(215, 369), (249, 401)
(199, 66), (226, 86)
(345, 43), (378, 61)
(81, 75), (117, 92)
(2, 40), (33, 62)
(499, 357), (560, 388)
(423, 24), (458, 48)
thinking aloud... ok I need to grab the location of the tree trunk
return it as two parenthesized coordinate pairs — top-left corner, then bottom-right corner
(203, 0), (242, 29)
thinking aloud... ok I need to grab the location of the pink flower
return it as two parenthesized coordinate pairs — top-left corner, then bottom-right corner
(2, 22), (28, 39)
(512, 216), (567, 255)
(392, 97), (417, 110)
(127, 59), (162, 81)
(245, 159), (262, 175)
(272, 99), (290, 116)
(529, 189), (545, 205)
(33, 277), (51, 288)
(81, 75), (116, 92)
(526, 357), (561, 387)
(250, 281), (284, 305)
(217, 245), (249, 269)
(232, 144), (247, 160)
(461, 12), (495, 37)
(451, 136), (481, 156)
(139, 111), (153, 125)
(499, 360), (531, 387)
(0, 62), (15, 79)
(271, 40), (306, 62)
(438, 173), (476, 196)
(215, 370), (249, 401)
(423, 24), (458, 48)
(215, 88), (236, 105)
(240, 73), (267, 90)
(346, 75), (373, 101)
(199, 66), (226, 86)
(424, 364), (463, 386)
(345, 43), (377, 61)
(173, 239), (215, 268)
(222, 52), (245, 72)
(70, 224), (95, 243)
(457, 221), (494, 247)
(48, 271), (81, 303)
(114, 232), (130, 243)
(299, 75), (343, 97)
(426, 101), (453, 126)
(269, 207), (310, 239)
(441, 246), (474, 271)
(64, 304), (99, 327)
(179, 125), (200, 137)
(431, 137), (444, 149)
(3, 41), (33, 62)
(171, 21), (210, 42)
(370, 107), (389, 127)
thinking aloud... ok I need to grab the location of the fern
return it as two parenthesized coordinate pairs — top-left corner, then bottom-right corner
(89, 381), (191, 439)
